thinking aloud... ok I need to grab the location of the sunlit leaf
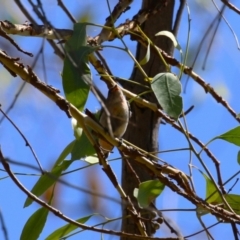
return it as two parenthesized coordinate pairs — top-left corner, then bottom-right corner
(71, 118), (83, 139)
(24, 141), (75, 207)
(198, 173), (240, 217)
(138, 38), (150, 65)
(151, 72), (183, 120)
(202, 173), (220, 204)
(20, 207), (48, 240)
(155, 30), (182, 52)
(62, 23), (97, 111)
(213, 126), (240, 146)
(85, 156), (99, 164)
(134, 180), (165, 208)
(196, 171), (221, 216)
(45, 215), (94, 240)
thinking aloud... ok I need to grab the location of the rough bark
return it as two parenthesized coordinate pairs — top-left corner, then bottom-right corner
(121, 0), (175, 238)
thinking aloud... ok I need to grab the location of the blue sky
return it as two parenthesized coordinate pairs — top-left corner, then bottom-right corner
(1, 1), (240, 239)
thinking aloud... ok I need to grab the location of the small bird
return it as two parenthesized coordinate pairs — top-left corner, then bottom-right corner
(98, 84), (130, 156)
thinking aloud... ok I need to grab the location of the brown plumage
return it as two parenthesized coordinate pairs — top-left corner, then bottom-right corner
(98, 85), (130, 156)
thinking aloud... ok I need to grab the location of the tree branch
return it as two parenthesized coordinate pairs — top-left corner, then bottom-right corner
(221, 0), (240, 15)
(0, 41), (240, 227)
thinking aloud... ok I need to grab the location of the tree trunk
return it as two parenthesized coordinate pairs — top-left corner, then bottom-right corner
(121, 0), (175, 238)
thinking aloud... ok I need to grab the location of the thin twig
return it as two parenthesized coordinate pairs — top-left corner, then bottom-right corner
(173, 0), (186, 36)
(202, 6), (225, 70)
(13, 0), (64, 59)
(0, 27), (33, 57)
(57, 0), (76, 23)
(0, 208), (8, 240)
(185, 221), (221, 238)
(184, 4), (225, 92)
(211, 0), (240, 49)
(0, 38), (47, 124)
(0, 82), (26, 124)
(197, 210), (215, 240)
(0, 106), (44, 174)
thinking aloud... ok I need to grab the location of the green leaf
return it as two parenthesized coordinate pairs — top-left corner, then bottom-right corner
(24, 160), (73, 208)
(197, 194), (240, 217)
(223, 194), (240, 215)
(45, 215), (94, 240)
(24, 141), (75, 207)
(196, 173), (220, 216)
(155, 30), (182, 52)
(196, 205), (210, 217)
(213, 126), (240, 146)
(20, 207), (48, 240)
(237, 150), (240, 165)
(62, 23), (96, 111)
(202, 174), (220, 204)
(134, 180), (165, 208)
(198, 172), (240, 217)
(54, 140), (76, 167)
(151, 72), (183, 120)
(204, 194), (240, 217)
(71, 131), (96, 160)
